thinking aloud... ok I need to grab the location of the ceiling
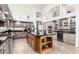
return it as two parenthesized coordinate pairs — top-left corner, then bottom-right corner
(9, 4), (48, 9)
(24, 4), (48, 9)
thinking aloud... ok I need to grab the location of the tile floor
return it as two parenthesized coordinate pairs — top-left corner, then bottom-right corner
(12, 38), (37, 54)
(12, 38), (79, 54)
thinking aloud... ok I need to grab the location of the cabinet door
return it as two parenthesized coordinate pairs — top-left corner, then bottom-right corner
(31, 36), (35, 49)
(68, 34), (75, 45)
(8, 38), (13, 54)
(2, 38), (13, 54)
(10, 38), (13, 53)
(63, 33), (69, 43)
(0, 44), (4, 54)
(53, 34), (57, 40)
(3, 40), (9, 54)
(63, 33), (75, 45)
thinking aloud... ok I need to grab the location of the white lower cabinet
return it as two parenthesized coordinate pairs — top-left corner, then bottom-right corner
(0, 37), (13, 54)
(7, 37), (13, 54)
(0, 44), (4, 54)
(3, 40), (9, 54)
(63, 33), (75, 45)
(53, 33), (57, 40)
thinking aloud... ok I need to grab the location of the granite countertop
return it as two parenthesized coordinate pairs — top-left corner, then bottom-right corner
(0, 36), (8, 46)
(53, 30), (75, 33)
(30, 33), (55, 37)
(0, 33), (15, 46)
(8, 28), (24, 32)
(0, 36), (7, 41)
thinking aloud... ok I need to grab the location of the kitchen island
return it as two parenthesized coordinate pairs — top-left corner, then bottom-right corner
(27, 34), (53, 54)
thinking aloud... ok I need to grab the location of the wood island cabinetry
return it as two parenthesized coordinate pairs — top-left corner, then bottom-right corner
(27, 34), (53, 54)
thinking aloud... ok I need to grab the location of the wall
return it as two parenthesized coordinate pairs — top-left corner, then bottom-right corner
(0, 4), (13, 18)
(42, 4), (76, 22)
(42, 4), (59, 22)
(75, 5), (79, 47)
(43, 4), (58, 13)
